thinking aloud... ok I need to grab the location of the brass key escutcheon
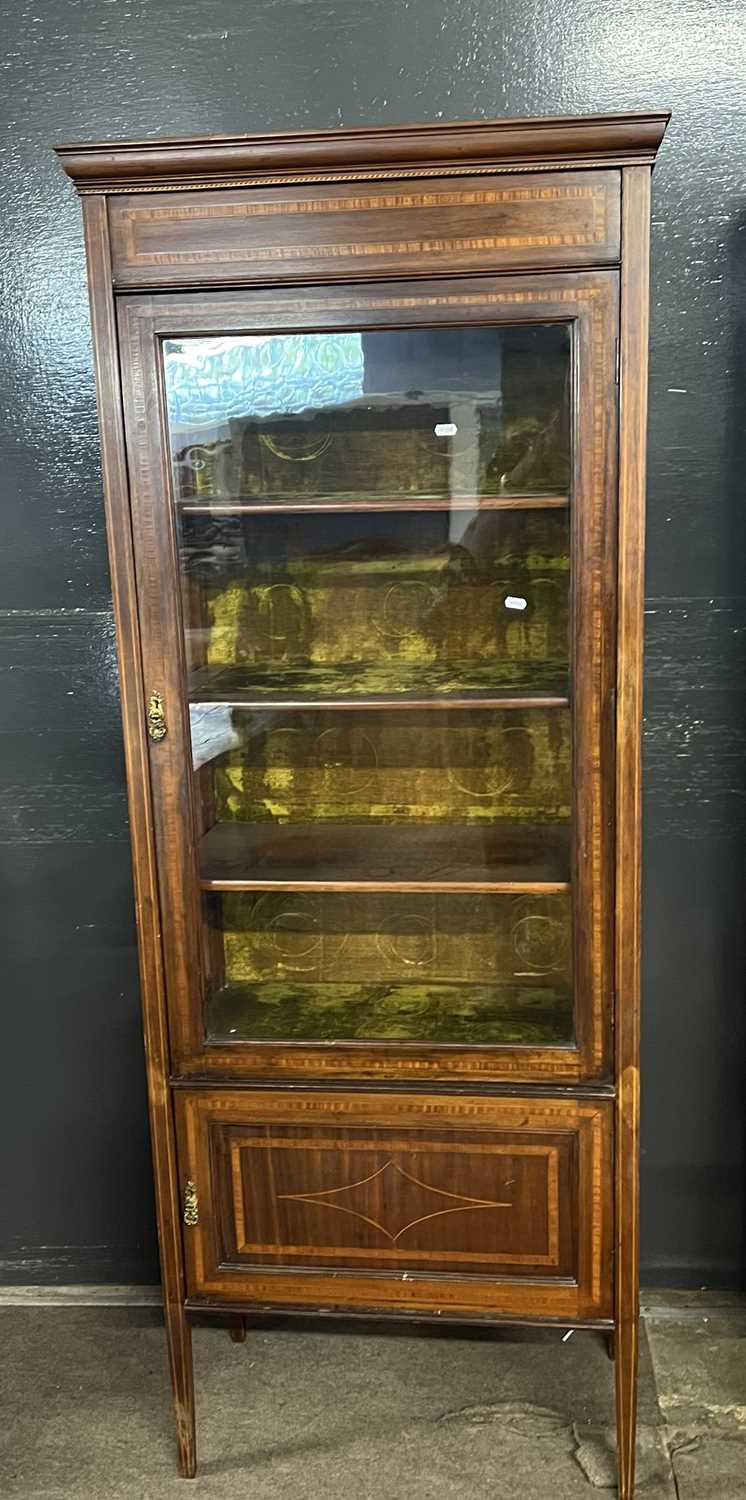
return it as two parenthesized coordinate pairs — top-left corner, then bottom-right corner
(183, 1180), (198, 1227)
(147, 690), (167, 742)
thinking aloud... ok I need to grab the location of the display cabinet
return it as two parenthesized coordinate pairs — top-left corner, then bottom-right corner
(57, 110), (668, 1497)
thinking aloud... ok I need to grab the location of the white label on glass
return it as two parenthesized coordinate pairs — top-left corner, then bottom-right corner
(505, 595), (528, 611)
(434, 422), (457, 437)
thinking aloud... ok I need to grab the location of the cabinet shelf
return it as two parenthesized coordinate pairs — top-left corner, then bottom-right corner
(189, 661), (569, 709)
(199, 821), (571, 892)
(192, 693), (569, 712)
(205, 979), (574, 1047)
(178, 493), (570, 516)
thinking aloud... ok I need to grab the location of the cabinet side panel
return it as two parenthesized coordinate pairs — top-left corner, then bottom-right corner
(80, 199), (192, 1426)
(615, 164), (651, 1464)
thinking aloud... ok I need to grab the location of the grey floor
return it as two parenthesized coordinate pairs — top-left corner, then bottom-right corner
(1, 1293), (744, 1498)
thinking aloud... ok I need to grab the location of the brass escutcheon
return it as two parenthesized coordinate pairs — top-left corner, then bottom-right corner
(183, 1180), (199, 1227)
(147, 690), (167, 742)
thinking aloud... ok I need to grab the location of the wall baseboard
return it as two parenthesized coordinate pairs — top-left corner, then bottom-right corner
(0, 1284), (161, 1306)
(3, 1285), (744, 1314)
(640, 1260), (746, 1292)
(0, 1246), (158, 1286)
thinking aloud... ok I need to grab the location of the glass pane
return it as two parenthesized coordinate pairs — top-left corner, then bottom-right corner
(165, 325), (570, 503)
(204, 891), (572, 1045)
(200, 708), (571, 827)
(182, 509), (570, 702)
(163, 321), (575, 1052)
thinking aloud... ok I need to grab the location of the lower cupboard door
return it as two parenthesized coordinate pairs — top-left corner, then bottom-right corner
(175, 1090), (613, 1322)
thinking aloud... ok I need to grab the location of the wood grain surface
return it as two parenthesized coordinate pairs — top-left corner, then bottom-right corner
(176, 1088), (613, 1321)
(106, 171), (621, 287)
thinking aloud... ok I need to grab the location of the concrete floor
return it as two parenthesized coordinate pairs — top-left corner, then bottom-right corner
(1, 1294), (744, 1498)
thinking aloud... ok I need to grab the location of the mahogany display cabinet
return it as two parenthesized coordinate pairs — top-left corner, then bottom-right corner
(57, 110), (668, 1496)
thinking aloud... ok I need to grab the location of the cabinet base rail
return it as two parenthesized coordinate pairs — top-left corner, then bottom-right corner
(184, 1297), (617, 1331)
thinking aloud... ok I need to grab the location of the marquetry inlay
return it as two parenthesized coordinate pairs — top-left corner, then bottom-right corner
(127, 181), (602, 220)
(118, 180), (608, 267)
(277, 1158), (513, 1244)
(228, 1136), (561, 1267)
(175, 1089), (612, 1320)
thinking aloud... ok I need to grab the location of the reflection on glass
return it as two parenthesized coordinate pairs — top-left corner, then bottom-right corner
(162, 320), (575, 1053)
(164, 325), (570, 503)
(204, 890), (573, 1045)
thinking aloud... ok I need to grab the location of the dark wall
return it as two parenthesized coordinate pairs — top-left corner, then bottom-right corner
(1, 0), (744, 1288)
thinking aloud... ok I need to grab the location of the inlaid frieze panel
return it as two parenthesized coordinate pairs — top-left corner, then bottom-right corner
(109, 170), (621, 287)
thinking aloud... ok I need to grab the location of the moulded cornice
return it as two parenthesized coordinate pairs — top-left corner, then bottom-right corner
(55, 111), (670, 194)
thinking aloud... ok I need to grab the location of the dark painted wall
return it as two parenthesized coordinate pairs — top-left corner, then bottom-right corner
(1, 0), (744, 1287)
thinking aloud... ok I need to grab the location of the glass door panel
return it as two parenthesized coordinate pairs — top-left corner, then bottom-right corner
(163, 321), (576, 1054)
(200, 707), (571, 826)
(204, 891), (572, 1046)
(166, 324), (570, 504)
(183, 508), (570, 701)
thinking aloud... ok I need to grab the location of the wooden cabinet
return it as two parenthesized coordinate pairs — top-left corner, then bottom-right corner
(57, 110), (668, 1497)
(176, 1089), (613, 1322)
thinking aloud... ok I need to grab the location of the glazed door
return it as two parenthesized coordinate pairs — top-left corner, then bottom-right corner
(117, 272), (617, 1082)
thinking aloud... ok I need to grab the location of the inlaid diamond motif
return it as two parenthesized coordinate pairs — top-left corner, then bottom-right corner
(278, 1158), (511, 1244)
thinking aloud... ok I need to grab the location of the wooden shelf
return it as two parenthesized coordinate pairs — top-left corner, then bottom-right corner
(178, 493), (570, 516)
(199, 821), (571, 892)
(205, 979), (574, 1047)
(191, 692), (569, 712)
(189, 661), (569, 710)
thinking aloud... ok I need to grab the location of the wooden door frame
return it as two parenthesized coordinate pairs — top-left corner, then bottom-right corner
(114, 269), (618, 1086)
(78, 195), (195, 1474)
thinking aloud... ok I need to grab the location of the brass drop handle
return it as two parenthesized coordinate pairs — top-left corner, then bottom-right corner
(147, 690), (167, 742)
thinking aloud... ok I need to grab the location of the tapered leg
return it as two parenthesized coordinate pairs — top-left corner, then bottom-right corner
(164, 1298), (196, 1479)
(605, 1330), (616, 1361)
(615, 1316), (639, 1500)
(228, 1315), (247, 1344)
